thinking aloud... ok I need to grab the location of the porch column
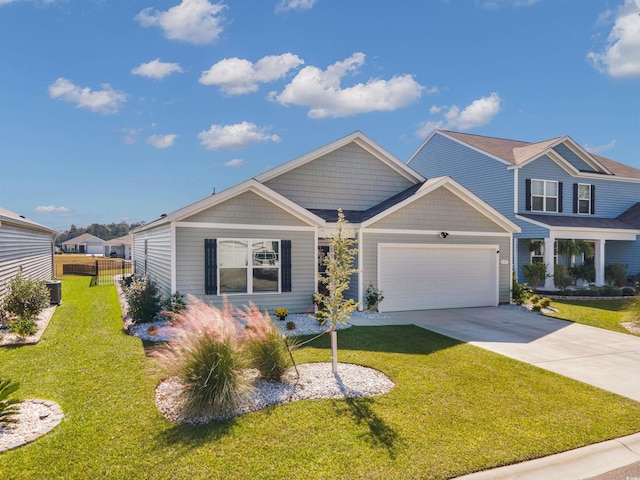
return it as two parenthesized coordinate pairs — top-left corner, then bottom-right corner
(544, 237), (555, 290)
(595, 239), (606, 286)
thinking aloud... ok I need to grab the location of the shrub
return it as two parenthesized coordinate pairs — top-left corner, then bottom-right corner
(274, 308), (289, 321)
(553, 264), (574, 290)
(286, 321), (296, 331)
(365, 283), (384, 312)
(539, 297), (552, 308)
(511, 271), (531, 306)
(153, 298), (249, 418)
(622, 287), (636, 297)
(531, 303), (542, 312)
(529, 294), (540, 305)
(162, 292), (187, 314)
(122, 276), (162, 323)
(0, 378), (21, 426)
(605, 263), (628, 287)
(9, 317), (37, 340)
(570, 264), (595, 284)
(242, 305), (292, 382)
(2, 272), (49, 321)
(522, 263), (548, 289)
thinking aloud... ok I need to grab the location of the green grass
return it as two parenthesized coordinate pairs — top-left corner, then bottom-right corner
(2, 277), (640, 479)
(545, 298), (638, 335)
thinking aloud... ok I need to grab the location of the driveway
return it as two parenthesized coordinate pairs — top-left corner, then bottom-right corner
(349, 306), (640, 402)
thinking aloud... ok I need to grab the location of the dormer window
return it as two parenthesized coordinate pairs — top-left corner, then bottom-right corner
(531, 179), (559, 213)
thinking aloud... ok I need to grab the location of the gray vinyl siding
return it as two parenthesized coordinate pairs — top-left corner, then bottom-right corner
(519, 155), (640, 217)
(264, 143), (416, 210)
(552, 144), (596, 173)
(361, 232), (512, 304)
(605, 240), (640, 279)
(0, 224), (53, 301)
(132, 225), (172, 298)
(184, 191), (308, 226)
(369, 187), (506, 232)
(175, 227), (315, 313)
(408, 133), (515, 220)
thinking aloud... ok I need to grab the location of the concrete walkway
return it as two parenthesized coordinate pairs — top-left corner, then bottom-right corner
(348, 306), (640, 479)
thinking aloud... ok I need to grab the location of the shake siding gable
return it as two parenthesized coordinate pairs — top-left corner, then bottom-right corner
(368, 188), (506, 232)
(184, 191), (308, 226)
(408, 133), (515, 221)
(263, 143), (416, 210)
(0, 224), (53, 301)
(132, 225), (172, 298)
(175, 227), (315, 313)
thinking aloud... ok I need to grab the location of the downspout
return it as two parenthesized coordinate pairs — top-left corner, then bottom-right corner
(358, 228), (363, 311)
(171, 221), (177, 293)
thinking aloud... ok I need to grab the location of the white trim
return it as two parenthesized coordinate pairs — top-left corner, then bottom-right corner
(363, 228), (512, 237)
(313, 226), (319, 298)
(170, 222), (177, 293)
(257, 131), (424, 184)
(361, 176), (520, 233)
(176, 221), (316, 232)
(514, 168), (519, 214)
(357, 228), (363, 311)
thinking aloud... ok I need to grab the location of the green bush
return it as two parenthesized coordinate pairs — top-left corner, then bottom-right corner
(570, 264), (595, 284)
(0, 378), (21, 426)
(605, 263), (628, 287)
(162, 291), (187, 314)
(365, 283), (384, 312)
(553, 264), (574, 290)
(529, 294), (540, 305)
(2, 272), (49, 321)
(511, 271), (531, 306)
(243, 308), (292, 382)
(539, 298), (552, 308)
(122, 276), (162, 323)
(286, 321), (296, 331)
(9, 317), (37, 340)
(522, 263), (548, 289)
(153, 299), (250, 418)
(622, 287), (636, 296)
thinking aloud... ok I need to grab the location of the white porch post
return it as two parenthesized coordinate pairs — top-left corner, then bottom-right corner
(595, 239), (606, 286)
(544, 237), (555, 290)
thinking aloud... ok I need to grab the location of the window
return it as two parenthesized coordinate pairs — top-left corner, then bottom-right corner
(574, 183), (595, 215)
(218, 239), (280, 294)
(531, 179), (559, 212)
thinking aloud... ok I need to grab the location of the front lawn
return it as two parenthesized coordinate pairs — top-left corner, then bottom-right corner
(545, 299), (638, 335)
(2, 276), (640, 479)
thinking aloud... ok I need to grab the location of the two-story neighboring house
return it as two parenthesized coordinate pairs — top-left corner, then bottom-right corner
(408, 130), (640, 290)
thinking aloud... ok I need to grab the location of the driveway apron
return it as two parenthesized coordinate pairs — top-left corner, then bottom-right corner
(350, 307), (640, 402)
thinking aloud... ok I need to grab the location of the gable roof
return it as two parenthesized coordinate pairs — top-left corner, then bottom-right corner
(0, 207), (56, 234)
(430, 130), (640, 179)
(104, 234), (132, 246)
(256, 131), (425, 185)
(62, 233), (105, 245)
(617, 202), (640, 229)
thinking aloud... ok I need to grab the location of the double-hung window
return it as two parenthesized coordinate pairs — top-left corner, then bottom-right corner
(577, 183), (591, 214)
(218, 239), (280, 294)
(531, 179), (559, 212)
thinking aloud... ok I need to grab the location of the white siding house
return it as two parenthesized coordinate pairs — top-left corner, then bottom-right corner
(0, 207), (56, 302)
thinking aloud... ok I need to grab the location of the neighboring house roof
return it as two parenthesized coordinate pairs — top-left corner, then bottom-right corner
(62, 233), (105, 245)
(434, 130), (640, 179)
(104, 234), (132, 246)
(0, 207), (56, 234)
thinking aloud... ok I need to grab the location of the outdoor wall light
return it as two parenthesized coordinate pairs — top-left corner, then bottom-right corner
(440, 232), (449, 238)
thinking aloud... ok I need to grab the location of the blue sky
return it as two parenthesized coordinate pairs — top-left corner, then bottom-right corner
(1, 0), (639, 232)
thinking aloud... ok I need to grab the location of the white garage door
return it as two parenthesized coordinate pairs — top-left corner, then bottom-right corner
(378, 244), (498, 312)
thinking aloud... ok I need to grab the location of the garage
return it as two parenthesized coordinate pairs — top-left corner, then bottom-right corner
(378, 244), (499, 312)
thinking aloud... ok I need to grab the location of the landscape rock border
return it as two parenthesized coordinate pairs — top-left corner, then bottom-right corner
(0, 400), (64, 452)
(0, 305), (57, 347)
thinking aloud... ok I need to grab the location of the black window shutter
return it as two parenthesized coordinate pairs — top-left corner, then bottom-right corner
(281, 240), (292, 292)
(204, 239), (217, 295)
(573, 183), (578, 213)
(557, 182), (563, 213)
(591, 185), (596, 214)
(525, 179), (531, 211)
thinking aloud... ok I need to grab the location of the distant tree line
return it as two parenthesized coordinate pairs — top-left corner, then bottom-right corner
(55, 222), (144, 244)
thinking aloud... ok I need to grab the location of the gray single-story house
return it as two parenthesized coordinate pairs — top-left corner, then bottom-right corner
(104, 234), (132, 259)
(61, 233), (105, 255)
(132, 132), (520, 313)
(0, 207), (56, 302)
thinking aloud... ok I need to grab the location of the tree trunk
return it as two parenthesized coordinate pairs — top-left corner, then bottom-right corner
(331, 328), (338, 374)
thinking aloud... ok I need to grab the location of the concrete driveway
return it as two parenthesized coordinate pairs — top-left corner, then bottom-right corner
(349, 306), (640, 402)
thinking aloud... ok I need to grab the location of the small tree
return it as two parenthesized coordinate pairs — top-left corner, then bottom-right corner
(553, 264), (574, 290)
(122, 276), (163, 323)
(511, 271), (531, 306)
(314, 209), (358, 374)
(2, 272), (50, 321)
(522, 262), (548, 290)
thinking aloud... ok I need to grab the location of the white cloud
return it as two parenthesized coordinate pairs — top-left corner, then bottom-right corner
(272, 52), (425, 118)
(587, 0), (640, 78)
(34, 205), (71, 216)
(416, 92), (502, 137)
(135, 0), (226, 45)
(131, 59), (184, 80)
(199, 53), (304, 95)
(0, 0), (57, 5)
(275, 0), (316, 13)
(585, 139), (617, 154)
(48, 78), (126, 114)
(198, 121), (280, 150)
(224, 158), (244, 167)
(147, 134), (177, 148)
